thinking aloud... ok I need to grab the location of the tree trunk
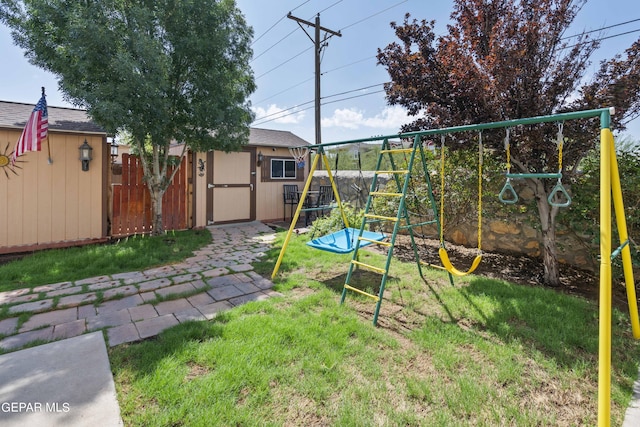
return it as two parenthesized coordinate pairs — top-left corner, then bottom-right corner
(532, 179), (561, 287)
(136, 140), (186, 237)
(150, 186), (164, 236)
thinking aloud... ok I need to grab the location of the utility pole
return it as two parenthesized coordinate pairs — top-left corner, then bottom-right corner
(287, 13), (341, 145)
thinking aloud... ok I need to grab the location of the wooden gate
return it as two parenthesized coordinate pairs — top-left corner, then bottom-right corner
(111, 153), (188, 237)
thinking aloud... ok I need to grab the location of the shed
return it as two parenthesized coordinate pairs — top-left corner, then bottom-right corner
(191, 127), (311, 226)
(1, 98), (311, 254)
(0, 100), (108, 254)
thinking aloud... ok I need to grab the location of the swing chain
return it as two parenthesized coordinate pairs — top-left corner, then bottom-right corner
(548, 121), (572, 207)
(504, 127), (511, 174)
(556, 121), (564, 177)
(477, 131), (483, 252)
(439, 134), (446, 244)
(499, 128), (518, 204)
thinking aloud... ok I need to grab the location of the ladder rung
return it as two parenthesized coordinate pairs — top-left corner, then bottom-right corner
(351, 260), (386, 274)
(380, 148), (413, 154)
(365, 213), (398, 222)
(375, 170), (408, 175)
(370, 191), (402, 197)
(343, 284), (380, 301)
(359, 237), (391, 247)
(405, 220), (437, 228)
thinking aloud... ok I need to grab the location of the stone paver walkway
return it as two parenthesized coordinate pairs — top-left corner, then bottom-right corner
(0, 222), (280, 351)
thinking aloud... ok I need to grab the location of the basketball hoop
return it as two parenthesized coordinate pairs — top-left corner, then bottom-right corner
(289, 146), (309, 169)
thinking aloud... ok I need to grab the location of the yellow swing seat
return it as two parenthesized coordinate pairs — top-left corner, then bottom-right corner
(438, 247), (482, 277)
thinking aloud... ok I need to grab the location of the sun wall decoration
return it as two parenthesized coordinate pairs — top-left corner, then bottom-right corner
(0, 142), (24, 178)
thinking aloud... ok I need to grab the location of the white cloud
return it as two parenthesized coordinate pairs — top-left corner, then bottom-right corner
(322, 105), (412, 130)
(321, 108), (364, 129)
(252, 104), (305, 124)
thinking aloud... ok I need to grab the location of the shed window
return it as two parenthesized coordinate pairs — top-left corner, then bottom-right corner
(271, 159), (297, 179)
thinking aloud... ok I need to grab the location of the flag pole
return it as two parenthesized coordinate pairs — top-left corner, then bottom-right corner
(46, 133), (52, 164)
(43, 87), (52, 164)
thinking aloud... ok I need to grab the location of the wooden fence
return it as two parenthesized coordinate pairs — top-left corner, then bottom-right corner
(111, 153), (187, 237)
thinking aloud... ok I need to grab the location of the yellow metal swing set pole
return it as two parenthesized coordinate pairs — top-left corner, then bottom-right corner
(271, 148), (349, 279)
(271, 151), (320, 279)
(598, 124), (640, 427)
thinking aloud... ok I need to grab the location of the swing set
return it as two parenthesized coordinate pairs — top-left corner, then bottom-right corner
(272, 107), (637, 427)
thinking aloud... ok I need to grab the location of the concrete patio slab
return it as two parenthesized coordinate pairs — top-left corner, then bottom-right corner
(0, 332), (122, 427)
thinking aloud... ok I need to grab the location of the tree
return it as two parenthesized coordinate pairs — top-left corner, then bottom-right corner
(377, 0), (640, 286)
(0, 0), (255, 235)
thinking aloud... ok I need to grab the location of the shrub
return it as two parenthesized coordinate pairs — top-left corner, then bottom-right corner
(308, 203), (366, 237)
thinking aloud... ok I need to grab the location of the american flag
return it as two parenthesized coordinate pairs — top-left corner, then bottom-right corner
(12, 94), (48, 164)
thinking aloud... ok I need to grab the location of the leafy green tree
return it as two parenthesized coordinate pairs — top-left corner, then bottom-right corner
(377, 0), (640, 286)
(1, 0), (255, 235)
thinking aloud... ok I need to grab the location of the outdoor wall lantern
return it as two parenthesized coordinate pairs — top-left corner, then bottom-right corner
(257, 151), (264, 167)
(110, 142), (119, 160)
(79, 139), (93, 171)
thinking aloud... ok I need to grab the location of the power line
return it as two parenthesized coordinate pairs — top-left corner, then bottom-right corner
(321, 82), (386, 100)
(252, 105), (313, 126)
(252, 84), (386, 126)
(251, 1), (345, 63)
(254, 99), (315, 122)
(255, 46), (313, 80)
(251, 0), (311, 47)
(251, 27), (301, 63)
(252, 89), (385, 126)
(339, 0), (408, 32)
(253, 56), (377, 107)
(253, 77), (314, 105)
(322, 55), (377, 75)
(317, 0), (343, 16)
(323, 89), (386, 106)
(563, 28), (640, 50)
(561, 18), (640, 41)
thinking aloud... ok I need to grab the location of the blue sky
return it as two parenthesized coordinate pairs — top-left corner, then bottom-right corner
(1, 0), (639, 144)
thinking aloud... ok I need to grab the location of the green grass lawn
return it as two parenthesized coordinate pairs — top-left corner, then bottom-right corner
(0, 229), (212, 292)
(109, 231), (640, 426)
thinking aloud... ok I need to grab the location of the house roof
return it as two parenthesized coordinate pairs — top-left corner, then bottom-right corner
(0, 100), (106, 134)
(0, 102), (309, 145)
(166, 127), (310, 156)
(248, 127), (310, 148)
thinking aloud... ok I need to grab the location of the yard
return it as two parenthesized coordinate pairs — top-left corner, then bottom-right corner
(108, 229), (640, 426)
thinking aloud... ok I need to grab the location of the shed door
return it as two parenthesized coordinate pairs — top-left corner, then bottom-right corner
(207, 149), (256, 224)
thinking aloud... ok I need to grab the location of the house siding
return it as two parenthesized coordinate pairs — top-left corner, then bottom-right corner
(191, 146), (309, 226)
(0, 129), (106, 252)
(255, 147), (307, 222)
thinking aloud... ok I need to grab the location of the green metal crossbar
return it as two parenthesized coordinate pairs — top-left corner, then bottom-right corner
(309, 108), (615, 150)
(505, 173), (562, 179)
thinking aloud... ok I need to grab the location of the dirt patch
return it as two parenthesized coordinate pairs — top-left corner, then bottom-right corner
(183, 361), (211, 382)
(367, 234), (633, 310)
